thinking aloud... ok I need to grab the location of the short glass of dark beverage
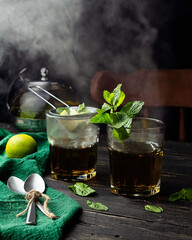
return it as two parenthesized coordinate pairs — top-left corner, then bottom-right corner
(46, 107), (99, 181)
(107, 117), (165, 197)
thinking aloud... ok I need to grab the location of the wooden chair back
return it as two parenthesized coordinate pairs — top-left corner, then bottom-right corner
(90, 69), (192, 141)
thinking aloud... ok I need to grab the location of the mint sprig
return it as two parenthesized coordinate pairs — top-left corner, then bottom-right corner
(90, 84), (144, 141)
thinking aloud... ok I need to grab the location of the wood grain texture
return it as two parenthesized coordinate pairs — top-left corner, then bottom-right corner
(1, 122), (192, 240)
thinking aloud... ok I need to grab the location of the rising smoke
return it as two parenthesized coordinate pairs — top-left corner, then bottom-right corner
(0, 0), (176, 108)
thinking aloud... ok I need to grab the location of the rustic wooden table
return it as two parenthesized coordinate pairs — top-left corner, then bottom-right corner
(1, 122), (192, 240)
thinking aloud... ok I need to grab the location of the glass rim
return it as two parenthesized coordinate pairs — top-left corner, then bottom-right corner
(46, 106), (98, 120)
(108, 117), (165, 131)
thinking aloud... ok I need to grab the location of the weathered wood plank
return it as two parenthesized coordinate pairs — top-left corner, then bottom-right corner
(63, 210), (192, 240)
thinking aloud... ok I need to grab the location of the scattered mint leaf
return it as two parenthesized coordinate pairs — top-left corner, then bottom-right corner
(68, 182), (96, 196)
(145, 205), (163, 213)
(90, 84), (144, 142)
(181, 188), (187, 200)
(185, 188), (192, 201)
(87, 200), (108, 211)
(169, 188), (192, 202)
(169, 191), (182, 202)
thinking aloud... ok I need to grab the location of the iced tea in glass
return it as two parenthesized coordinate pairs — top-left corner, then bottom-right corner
(107, 117), (165, 197)
(46, 107), (99, 181)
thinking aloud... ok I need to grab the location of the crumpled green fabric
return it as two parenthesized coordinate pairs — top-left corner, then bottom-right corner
(0, 128), (82, 240)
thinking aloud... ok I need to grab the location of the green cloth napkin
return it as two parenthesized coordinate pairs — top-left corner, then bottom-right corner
(0, 128), (82, 240)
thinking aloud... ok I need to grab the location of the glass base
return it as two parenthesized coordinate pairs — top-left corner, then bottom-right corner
(51, 170), (96, 181)
(111, 183), (160, 197)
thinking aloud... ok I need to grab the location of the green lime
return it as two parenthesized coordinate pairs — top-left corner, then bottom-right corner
(5, 134), (37, 159)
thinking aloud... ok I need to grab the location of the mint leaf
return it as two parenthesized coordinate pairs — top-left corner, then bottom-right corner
(185, 188), (192, 201)
(169, 191), (182, 202)
(116, 91), (125, 107)
(57, 107), (70, 114)
(124, 117), (132, 129)
(112, 127), (130, 142)
(121, 101), (144, 117)
(103, 90), (112, 104)
(77, 103), (91, 113)
(68, 182), (95, 196)
(112, 84), (122, 106)
(87, 200), (108, 211)
(181, 188), (187, 199)
(56, 107), (66, 114)
(90, 112), (112, 124)
(169, 188), (192, 202)
(96, 103), (112, 114)
(77, 103), (85, 112)
(110, 112), (129, 128)
(145, 205), (163, 213)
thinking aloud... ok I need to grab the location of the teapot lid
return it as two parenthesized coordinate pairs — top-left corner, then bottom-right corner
(23, 67), (50, 88)
(18, 67), (49, 83)
(40, 68), (48, 81)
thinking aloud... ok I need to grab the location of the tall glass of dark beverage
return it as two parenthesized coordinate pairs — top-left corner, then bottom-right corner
(107, 117), (165, 197)
(46, 107), (99, 181)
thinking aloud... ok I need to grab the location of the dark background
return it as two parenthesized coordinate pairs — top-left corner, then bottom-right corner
(0, 0), (191, 140)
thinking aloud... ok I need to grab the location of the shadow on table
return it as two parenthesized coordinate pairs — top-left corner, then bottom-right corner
(61, 208), (82, 239)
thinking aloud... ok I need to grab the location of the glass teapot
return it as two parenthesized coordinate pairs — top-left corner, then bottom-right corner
(7, 68), (79, 131)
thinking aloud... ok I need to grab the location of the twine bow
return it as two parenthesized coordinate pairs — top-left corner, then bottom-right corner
(17, 189), (56, 219)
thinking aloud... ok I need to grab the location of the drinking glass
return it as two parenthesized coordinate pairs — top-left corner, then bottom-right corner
(46, 107), (99, 181)
(107, 117), (165, 197)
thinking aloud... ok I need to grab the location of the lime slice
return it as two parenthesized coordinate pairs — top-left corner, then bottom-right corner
(60, 108), (78, 116)
(59, 108), (79, 131)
